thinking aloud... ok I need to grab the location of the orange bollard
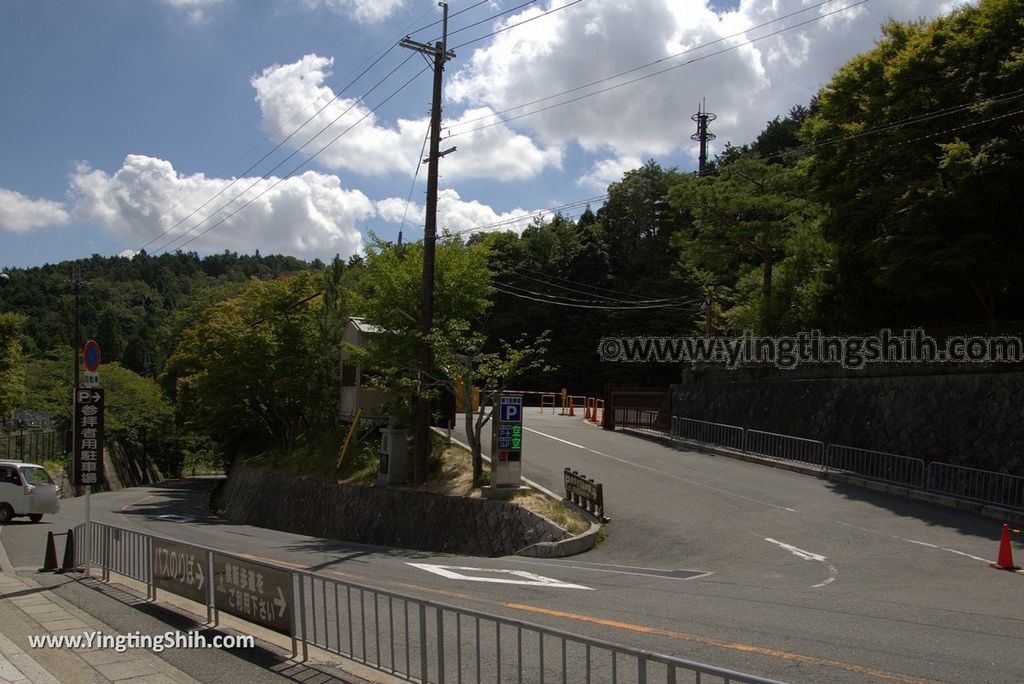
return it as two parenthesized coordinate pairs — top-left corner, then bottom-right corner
(568, 399), (575, 417)
(991, 523), (1020, 571)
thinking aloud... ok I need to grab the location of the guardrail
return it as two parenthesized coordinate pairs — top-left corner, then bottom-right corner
(926, 462), (1024, 511)
(653, 417), (1024, 512)
(80, 521), (781, 684)
(826, 445), (925, 489)
(671, 417), (744, 451)
(744, 430), (825, 467)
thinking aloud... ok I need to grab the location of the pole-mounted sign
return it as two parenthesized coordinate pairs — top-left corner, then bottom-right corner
(73, 388), (104, 487)
(82, 339), (101, 388)
(490, 393), (523, 487)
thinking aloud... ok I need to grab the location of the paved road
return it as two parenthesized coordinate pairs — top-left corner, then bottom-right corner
(1, 414), (1022, 684)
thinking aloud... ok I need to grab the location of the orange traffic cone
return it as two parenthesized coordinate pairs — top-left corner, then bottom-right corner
(568, 399), (575, 417)
(991, 523), (1020, 571)
(585, 400), (593, 421)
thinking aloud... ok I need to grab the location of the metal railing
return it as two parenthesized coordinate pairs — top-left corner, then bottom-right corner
(0, 429), (67, 464)
(926, 462), (1024, 511)
(81, 521), (781, 684)
(657, 417), (1024, 512)
(671, 418), (744, 451)
(826, 445), (925, 489)
(744, 430), (825, 468)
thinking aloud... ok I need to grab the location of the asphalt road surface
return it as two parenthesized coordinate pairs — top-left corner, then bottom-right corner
(2, 412), (1022, 684)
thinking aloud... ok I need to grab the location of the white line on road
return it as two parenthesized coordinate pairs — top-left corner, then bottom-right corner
(523, 426), (799, 513)
(407, 563), (593, 590)
(834, 521), (1001, 567)
(764, 538), (838, 588)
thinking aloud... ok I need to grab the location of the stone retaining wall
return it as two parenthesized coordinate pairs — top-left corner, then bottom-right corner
(671, 370), (1024, 475)
(220, 462), (569, 557)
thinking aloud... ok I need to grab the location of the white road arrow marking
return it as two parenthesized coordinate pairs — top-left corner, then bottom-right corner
(274, 586), (287, 617)
(407, 563), (592, 590)
(764, 538), (838, 588)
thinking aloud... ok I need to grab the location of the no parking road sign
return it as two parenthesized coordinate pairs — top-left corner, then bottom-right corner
(83, 339), (101, 372)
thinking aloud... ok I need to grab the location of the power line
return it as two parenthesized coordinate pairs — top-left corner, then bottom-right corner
(511, 266), (675, 303)
(446, 0), (869, 138)
(151, 64), (431, 255)
(450, 0), (583, 50)
(138, 47), (408, 254)
(506, 271), (678, 304)
(492, 281), (697, 310)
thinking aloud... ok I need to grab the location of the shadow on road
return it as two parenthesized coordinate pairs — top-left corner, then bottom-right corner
(823, 480), (1024, 547)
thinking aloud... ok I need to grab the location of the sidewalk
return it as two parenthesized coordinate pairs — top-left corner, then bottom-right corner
(0, 570), (199, 684)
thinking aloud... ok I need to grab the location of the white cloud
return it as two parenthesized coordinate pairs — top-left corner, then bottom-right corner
(446, 0), (973, 163)
(577, 156), (643, 191)
(0, 188), (70, 233)
(299, 0), (406, 23)
(378, 189), (535, 237)
(158, 0), (225, 23)
(250, 54), (561, 182)
(70, 154), (368, 259)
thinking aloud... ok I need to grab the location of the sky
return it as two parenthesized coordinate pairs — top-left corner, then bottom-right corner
(0, 0), (968, 269)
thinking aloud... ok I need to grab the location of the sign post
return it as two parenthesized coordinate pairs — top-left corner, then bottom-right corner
(490, 393), (524, 489)
(76, 340), (102, 578)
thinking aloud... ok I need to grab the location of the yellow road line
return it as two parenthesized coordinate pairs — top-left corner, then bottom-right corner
(209, 549), (940, 683)
(504, 603), (941, 684)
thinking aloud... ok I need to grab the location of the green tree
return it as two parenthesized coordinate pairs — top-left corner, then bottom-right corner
(349, 235), (493, 483)
(432, 322), (551, 486)
(162, 271), (342, 462)
(802, 0), (1024, 330)
(670, 155), (819, 333)
(0, 313), (27, 424)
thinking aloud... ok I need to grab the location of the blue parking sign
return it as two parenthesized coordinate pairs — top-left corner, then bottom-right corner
(499, 396), (522, 422)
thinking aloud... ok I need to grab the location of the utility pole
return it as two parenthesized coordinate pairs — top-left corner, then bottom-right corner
(401, 3), (456, 486)
(690, 99), (717, 175)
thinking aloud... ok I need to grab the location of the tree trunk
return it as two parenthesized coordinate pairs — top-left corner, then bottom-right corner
(462, 380), (483, 486)
(761, 257), (774, 334)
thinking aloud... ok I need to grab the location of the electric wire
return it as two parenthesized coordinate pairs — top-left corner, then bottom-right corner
(117, 6), (436, 255)
(450, 0), (584, 50)
(398, 122), (433, 244)
(138, 46), (407, 254)
(511, 266), (677, 303)
(492, 282), (697, 309)
(150, 63), (431, 255)
(447, 0), (870, 138)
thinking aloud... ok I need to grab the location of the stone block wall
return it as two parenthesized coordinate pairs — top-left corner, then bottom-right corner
(220, 462), (569, 557)
(671, 369), (1024, 475)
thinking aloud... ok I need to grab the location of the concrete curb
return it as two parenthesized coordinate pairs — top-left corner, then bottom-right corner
(629, 429), (1024, 526)
(431, 427), (603, 558)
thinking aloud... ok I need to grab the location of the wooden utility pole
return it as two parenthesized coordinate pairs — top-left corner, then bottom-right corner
(401, 4), (455, 486)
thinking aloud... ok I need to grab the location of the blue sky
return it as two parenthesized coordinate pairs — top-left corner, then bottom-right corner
(0, 0), (965, 268)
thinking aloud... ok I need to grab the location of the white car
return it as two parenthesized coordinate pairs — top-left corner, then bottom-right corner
(0, 460), (60, 523)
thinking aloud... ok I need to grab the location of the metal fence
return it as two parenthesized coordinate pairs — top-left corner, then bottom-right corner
(656, 417), (1024, 512)
(671, 418), (744, 452)
(0, 429), (67, 464)
(613, 409), (666, 435)
(926, 462), (1024, 511)
(826, 445), (925, 489)
(744, 430), (825, 468)
(79, 521), (781, 684)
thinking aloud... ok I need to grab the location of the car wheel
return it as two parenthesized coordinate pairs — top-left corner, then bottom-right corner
(29, 514), (43, 523)
(0, 504), (13, 524)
